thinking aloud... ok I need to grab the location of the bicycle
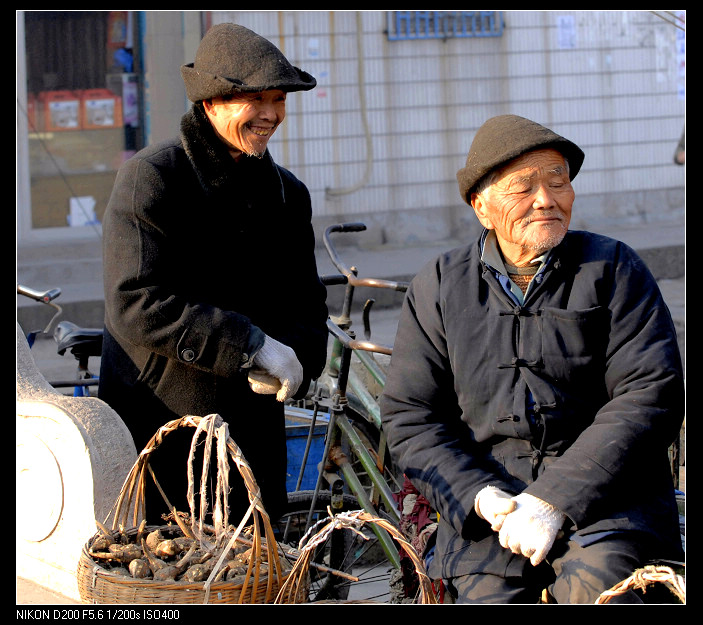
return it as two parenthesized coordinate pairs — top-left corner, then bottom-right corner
(17, 284), (103, 396)
(275, 223), (413, 602)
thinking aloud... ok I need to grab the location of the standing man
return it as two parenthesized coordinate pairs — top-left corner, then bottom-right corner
(381, 115), (684, 603)
(99, 23), (328, 524)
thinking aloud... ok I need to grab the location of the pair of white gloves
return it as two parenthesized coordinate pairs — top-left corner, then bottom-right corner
(474, 485), (565, 566)
(247, 335), (303, 403)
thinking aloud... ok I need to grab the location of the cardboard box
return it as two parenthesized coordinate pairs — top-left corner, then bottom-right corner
(42, 90), (81, 132)
(81, 89), (123, 130)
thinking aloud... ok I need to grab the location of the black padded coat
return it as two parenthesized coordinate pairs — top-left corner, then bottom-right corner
(380, 230), (684, 579)
(98, 104), (328, 522)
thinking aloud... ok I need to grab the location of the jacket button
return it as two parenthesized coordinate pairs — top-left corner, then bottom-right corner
(181, 348), (195, 362)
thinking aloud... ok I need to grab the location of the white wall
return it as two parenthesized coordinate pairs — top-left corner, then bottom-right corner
(189, 10), (687, 243)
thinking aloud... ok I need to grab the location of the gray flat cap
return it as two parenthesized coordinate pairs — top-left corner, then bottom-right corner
(181, 23), (316, 102)
(456, 115), (584, 204)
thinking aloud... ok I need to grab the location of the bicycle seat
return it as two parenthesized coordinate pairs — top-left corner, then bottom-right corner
(54, 321), (104, 358)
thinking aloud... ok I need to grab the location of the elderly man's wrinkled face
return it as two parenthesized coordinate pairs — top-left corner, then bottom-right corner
(203, 90), (286, 159)
(471, 149), (575, 266)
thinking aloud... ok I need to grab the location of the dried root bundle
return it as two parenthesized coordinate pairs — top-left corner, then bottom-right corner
(86, 520), (269, 583)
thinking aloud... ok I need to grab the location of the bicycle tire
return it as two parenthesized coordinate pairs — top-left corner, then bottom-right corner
(274, 490), (395, 602)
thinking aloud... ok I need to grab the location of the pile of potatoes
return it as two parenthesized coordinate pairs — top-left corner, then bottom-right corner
(87, 521), (274, 584)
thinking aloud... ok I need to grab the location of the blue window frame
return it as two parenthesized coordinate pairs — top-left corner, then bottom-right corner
(387, 11), (504, 41)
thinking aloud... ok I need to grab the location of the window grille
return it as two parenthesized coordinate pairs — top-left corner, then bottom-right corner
(387, 11), (504, 41)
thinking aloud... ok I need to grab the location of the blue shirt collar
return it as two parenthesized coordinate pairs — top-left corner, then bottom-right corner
(480, 230), (551, 304)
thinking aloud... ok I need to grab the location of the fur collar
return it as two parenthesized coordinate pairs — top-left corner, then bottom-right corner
(179, 104), (285, 201)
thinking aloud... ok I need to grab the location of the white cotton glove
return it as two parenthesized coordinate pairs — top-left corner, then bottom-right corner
(474, 486), (517, 531)
(248, 335), (303, 402)
(498, 493), (566, 566)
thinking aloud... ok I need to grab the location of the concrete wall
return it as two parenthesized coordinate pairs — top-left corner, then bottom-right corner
(141, 11), (203, 145)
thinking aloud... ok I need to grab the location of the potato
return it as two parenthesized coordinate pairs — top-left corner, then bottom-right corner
(181, 563), (210, 582)
(108, 543), (142, 563)
(129, 558), (151, 579)
(153, 564), (179, 581)
(226, 564), (249, 580)
(145, 529), (164, 552)
(154, 539), (181, 558)
(90, 534), (114, 552)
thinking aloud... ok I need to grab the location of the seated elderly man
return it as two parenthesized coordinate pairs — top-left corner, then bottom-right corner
(380, 115), (684, 604)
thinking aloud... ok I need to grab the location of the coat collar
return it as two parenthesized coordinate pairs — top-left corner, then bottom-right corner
(179, 103), (285, 201)
(478, 228), (569, 285)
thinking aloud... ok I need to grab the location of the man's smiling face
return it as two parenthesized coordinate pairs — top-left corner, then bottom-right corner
(203, 90), (287, 159)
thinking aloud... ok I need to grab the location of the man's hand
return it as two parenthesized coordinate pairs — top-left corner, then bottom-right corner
(248, 335), (303, 402)
(474, 485), (517, 531)
(498, 493), (565, 566)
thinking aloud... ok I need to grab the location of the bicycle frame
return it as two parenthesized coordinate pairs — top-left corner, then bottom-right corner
(289, 223), (409, 571)
(291, 319), (401, 570)
(323, 222), (407, 463)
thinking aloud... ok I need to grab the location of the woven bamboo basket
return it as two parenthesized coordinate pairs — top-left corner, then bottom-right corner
(77, 414), (305, 604)
(275, 509), (439, 604)
(595, 564), (685, 604)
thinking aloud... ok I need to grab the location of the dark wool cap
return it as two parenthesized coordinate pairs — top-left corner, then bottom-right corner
(456, 115), (585, 204)
(181, 23), (316, 102)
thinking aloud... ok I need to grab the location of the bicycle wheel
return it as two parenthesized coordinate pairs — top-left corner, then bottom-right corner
(274, 490), (395, 602)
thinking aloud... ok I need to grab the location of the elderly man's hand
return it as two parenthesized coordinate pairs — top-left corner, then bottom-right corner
(249, 335), (303, 402)
(474, 485), (517, 531)
(498, 493), (565, 566)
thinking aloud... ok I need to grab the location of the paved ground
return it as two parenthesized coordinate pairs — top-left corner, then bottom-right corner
(16, 577), (77, 605)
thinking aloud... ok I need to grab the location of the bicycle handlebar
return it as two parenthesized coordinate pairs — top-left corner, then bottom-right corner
(18, 284), (64, 339)
(321, 274), (348, 287)
(323, 223), (409, 293)
(17, 284), (62, 304)
(327, 318), (393, 356)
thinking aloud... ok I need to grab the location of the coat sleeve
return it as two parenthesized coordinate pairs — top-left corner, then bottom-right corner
(524, 244), (685, 528)
(381, 259), (514, 538)
(261, 168), (329, 383)
(103, 156), (256, 378)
